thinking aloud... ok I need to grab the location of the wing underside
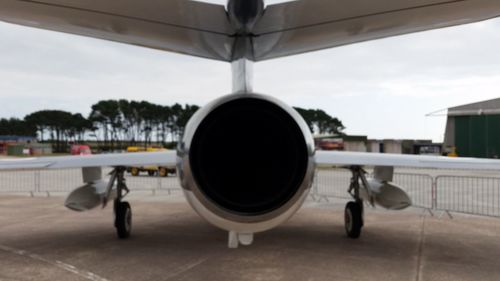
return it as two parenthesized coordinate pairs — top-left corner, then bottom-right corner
(1, 0), (500, 61)
(253, 0), (500, 60)
(0, 0), (234, 61)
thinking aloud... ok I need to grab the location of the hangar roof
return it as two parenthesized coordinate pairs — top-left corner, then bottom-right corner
(448, 97), (500, 116)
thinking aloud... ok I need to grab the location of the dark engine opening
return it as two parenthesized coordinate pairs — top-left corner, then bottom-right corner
(190, 98), (309, 216)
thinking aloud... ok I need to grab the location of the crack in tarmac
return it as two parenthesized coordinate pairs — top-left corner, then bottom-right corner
(162, 257), (209, 280)
(0, 244), (109, 281)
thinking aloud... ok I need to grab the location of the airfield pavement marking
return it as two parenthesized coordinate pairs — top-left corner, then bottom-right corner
(0, 244), (110, 281)
(414, 216), (426, 281)
(160, 257), (209, 280)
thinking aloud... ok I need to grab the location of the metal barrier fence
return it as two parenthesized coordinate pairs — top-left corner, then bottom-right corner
(312, 169), (351, 201)
(0, 168), (182, 196)
(312, 168), (500, 218)
(393, 173), (434, 210)
(312, 169), (434, 210)
(1, 168), (500, 218)
(0, 170), (38, 196)
(435, 176), (500, 217)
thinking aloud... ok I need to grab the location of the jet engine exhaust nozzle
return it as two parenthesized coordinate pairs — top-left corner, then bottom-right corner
(177, 93), (315, 232)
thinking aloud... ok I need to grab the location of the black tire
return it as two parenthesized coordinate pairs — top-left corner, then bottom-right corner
(147, 170), (156, 177)
(345, 201), (362, 239)
(115, 201), (132, 239)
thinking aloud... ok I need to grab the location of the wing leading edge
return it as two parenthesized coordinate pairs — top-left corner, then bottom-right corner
(316, 150), (500, 171)
(0, 151), (176, 170)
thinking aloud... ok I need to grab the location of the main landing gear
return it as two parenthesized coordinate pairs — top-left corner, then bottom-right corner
(344, 166), (371, 239)
(115, 200), (132, 239)
(103, 167), (132, 239)
(114, 167), (131, 238)
(345, 201), (363, 238)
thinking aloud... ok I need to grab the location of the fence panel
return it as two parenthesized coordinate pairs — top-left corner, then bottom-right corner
(37, 168), (182, 195)
(436, 176), (500, 217)
(313, 168), (352, 200)
(158, 176), (182, 193)
(0, 170), (37, 195)
(392, 173), (433, 209)
(124, 174), (160, 193)
(312, 169), (434, 209)
(39, 169), (82, 193)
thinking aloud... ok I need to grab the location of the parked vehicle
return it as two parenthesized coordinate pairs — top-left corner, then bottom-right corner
(70, 145), (92, 156)
(126, 146), (176, 177)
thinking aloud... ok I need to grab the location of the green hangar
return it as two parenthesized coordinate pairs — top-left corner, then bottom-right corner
(444, 98), (500, 158)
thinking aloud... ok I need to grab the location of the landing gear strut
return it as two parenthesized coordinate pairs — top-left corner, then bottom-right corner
(344, 166), (370, 239)
(103, 167), (132, 239)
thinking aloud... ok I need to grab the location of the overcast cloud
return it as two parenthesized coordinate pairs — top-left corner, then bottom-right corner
(1, 5), (500, 142)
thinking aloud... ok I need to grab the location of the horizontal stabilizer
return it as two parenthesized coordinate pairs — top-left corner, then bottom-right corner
(1, 1), (500, 61)
(253, 0), (500, 60)
(0, 0), (234, 61)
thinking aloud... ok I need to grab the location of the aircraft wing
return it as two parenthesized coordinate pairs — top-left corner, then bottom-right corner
(1, 1), (500, 61)
(0, 151), (176, 170)
(0, 0), (234, 61)
(252, 0), (500, 60)
(315, 150), (500, 170)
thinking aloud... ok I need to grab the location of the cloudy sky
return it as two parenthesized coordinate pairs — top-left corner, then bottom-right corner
(1, 2), (500, 142)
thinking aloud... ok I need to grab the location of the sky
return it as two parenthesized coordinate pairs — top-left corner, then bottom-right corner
(1, 2), (500, 142)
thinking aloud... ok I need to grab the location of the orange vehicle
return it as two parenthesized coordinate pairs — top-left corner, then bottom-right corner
(317, 138), (344, 151)
(126, 146), (176, 177)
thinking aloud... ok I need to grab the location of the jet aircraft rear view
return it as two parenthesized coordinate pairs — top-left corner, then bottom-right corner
(1, 0), (500, 248)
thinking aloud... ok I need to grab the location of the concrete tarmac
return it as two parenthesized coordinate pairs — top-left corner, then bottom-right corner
(0, 194), (499, 281)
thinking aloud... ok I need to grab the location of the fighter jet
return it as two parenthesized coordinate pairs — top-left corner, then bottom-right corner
(1, 0), (500, 248)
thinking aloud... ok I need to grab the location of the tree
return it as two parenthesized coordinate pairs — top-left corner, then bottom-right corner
(176, 104), (199, 140)
(24, 110), (78, 152)
(156, 105), (172, 144)
(25, 111), (50, 141)
(0, 118), (36, 136)
(89, 100), (121, 150)
(294, 107), (345, 135)
(65, 113), (92, 142)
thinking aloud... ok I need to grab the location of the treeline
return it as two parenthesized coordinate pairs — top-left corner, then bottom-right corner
(86, 100), (199, 150)
(1, 100), (344, 152)
(1, 100), (199, 152)
(0, 118), (36, 137)
(294, 107), (345, 135)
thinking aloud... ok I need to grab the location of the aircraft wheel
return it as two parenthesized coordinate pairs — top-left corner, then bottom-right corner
(130, 167), (139, 176)
(148, 170), (156, 176)
(115, 201), (132, 239)
(345, 201), (362, 239)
